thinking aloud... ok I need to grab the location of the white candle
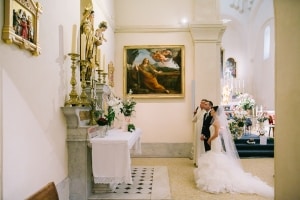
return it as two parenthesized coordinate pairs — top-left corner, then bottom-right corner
(260, 105), (263, 112)
(103, 54), (106, 71)
(242, 80), (245, 93)
(256, 106), (258, 116)
(80, 34), (86, 60)
(98, 49), (101, 65)
(96, 48), (100, 63)
(71, 24), (77, 53)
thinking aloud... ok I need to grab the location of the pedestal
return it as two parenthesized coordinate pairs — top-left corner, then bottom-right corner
(61, 107), (111, 200)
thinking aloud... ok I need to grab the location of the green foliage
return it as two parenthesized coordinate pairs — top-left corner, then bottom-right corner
(239, 93), (256, 110)
(120, 97), (136, 116)
(228, 115), (246, 139)
(128, 123), (136, 132)
(104, 106), (115, 126)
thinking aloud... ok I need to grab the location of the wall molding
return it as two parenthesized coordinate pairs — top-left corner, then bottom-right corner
(133, 143), (192, 158)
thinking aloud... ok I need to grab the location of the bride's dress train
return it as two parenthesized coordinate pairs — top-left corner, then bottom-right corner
(194, 126), (274, 198)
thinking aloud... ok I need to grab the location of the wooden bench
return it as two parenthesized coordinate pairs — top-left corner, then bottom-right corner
(25, 182), (59, 200)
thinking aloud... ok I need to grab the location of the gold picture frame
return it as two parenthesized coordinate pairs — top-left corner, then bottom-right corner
(123, 45), (185, 99)
(2, 0), (42, 56)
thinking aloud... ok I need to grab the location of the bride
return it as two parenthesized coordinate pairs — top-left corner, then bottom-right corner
(194, 106), (274, 198)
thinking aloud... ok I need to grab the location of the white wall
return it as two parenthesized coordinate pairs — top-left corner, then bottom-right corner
(114, 32), (195, 143)
(114, 0), (201, 143)
(0, 0), (79, 199)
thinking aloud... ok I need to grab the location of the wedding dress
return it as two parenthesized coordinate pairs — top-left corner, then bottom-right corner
(194, 109), (274, 199)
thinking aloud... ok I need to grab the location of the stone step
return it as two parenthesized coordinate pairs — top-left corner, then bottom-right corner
(233, 134), (274, 158)
(235, 144), (274, 150)
(237, 150), (274, 158)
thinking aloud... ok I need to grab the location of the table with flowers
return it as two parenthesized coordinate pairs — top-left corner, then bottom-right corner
(89, 128), (142, 185)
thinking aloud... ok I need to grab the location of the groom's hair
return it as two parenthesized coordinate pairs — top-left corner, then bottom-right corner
(208, 100), (213, 107)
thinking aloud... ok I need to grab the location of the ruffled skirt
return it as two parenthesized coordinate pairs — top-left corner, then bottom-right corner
(194, 151), (274, 198)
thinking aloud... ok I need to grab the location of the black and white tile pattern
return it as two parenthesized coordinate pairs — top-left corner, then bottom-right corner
(114, 167), (154, 194)
(90, 166), (171, 200)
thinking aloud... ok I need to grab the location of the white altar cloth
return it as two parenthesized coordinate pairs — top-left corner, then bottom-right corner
(90, 128), (142, 184)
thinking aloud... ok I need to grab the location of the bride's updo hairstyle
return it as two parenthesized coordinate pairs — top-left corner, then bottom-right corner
(212, 106), (219, 112)
(212, 106), (220, 115)
(213, 106), (224, 116)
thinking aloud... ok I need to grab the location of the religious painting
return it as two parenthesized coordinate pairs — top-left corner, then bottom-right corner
(123, 45), (185, 99)
(2, 0), (42, 56)
(223, 57), (237, 79)
(220, 47), (224, 77)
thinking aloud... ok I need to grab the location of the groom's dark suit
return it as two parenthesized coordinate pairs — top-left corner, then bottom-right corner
(202, 112), (213, 151)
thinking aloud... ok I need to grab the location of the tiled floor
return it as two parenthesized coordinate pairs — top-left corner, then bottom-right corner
(90, 166), (171, 200)
(114, 167), (154, 194)
(89, 157), (274, 200)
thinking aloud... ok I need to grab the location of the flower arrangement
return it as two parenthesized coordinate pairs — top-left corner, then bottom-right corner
(96, 117), (108, 126)
(238, 93), (256, 110)
(227, 109), (247, 139)
(120, 96), (136, 117)
(96, 106), (116, 126)
(257, 112), (269, 123)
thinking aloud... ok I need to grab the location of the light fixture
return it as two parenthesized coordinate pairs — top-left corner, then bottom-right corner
(230, 0), (255, 14)
(180, 18), (188, 25)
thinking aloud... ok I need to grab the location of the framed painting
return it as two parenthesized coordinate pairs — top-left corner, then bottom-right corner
(123, 45), (185, 99)
(2, 0), (42, 56)
(223, 57), (237, 79)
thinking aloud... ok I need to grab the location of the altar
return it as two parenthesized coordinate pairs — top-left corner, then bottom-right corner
(89, 128), (142, 185)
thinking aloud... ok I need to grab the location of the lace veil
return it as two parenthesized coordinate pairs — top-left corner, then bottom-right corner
(217, 106), (242, 167)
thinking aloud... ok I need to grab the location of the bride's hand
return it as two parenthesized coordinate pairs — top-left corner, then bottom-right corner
(207, 140), (211, 146)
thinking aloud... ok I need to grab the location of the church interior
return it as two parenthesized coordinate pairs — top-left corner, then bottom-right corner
(0, 0), (299, 199)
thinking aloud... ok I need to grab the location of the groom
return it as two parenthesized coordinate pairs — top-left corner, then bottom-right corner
(201, 100), (213, 151)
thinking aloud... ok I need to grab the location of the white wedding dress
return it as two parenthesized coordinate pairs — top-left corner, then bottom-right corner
(194, 125), (274, 198)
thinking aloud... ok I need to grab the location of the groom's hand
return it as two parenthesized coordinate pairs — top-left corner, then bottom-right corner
(200, 134), (205, 141)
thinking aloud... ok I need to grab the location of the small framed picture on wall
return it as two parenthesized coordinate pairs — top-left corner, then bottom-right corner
(2, 0), (42, 56)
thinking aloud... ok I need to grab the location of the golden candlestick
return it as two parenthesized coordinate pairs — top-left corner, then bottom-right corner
(96, 69), (103, 83)
(101, 72), (108, 84)
(79, 60), (90, 106)
(65, 53), (80, 107)
(89, 99), (98, 125)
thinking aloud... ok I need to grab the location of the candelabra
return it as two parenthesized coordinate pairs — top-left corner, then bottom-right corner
(101, 72), (108, 84)
(96, 69), (103, 83)
(79, 60), (90, 106)
(65, 53), (80, 106)
(89, 98), (98, 125)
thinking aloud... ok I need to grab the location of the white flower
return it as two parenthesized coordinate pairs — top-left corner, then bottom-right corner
(238, 93), (256, 110)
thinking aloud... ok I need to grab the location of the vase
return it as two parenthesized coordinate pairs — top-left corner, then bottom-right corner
(97, 125), (108, 137)
(237, 127), (244, 139)
(257, 122), (265, 136)
(247, 109), (253, 117)
(122, 115), (131, 132)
